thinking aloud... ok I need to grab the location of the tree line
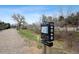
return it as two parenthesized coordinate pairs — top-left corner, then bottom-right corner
(11, 11), (79, 33)
(0, 21), (10, 30)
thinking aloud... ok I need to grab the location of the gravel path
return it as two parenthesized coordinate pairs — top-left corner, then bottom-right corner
(0, 29), (35, 54)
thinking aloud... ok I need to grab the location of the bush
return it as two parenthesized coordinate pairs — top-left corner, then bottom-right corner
(0, 22), (10, 30)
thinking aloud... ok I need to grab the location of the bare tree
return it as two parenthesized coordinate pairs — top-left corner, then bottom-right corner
(41, 15), (48, 24)
(12, 14), (26, 29)
(47, 16), (53, 22)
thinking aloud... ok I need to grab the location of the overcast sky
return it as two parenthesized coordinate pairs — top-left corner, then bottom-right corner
(0, 5), (79, 24)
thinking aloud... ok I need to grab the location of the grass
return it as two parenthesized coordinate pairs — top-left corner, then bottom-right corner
(53, 40), (64, 49)
(18, 29), (65, 49)
(18, 29), (42, 49)
(18, 29), (40, 41)
(18, 29), (79, 53)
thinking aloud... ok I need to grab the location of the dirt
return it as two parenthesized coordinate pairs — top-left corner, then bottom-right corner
(0, 29), (42, 54)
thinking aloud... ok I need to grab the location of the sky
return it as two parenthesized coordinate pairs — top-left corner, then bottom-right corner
(0, 5), (79, 24)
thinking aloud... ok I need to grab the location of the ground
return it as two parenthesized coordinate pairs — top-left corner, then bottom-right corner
(0, 29), (42, 54)
(0, 28), (77, 54)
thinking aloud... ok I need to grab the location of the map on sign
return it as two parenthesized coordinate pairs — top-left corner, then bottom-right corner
(41, 26), (48, 34)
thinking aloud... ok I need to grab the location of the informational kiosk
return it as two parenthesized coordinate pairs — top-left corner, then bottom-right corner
(41, 22), (54, 47)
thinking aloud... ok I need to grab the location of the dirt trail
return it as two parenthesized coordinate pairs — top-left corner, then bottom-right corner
(0, 29), (41, 54)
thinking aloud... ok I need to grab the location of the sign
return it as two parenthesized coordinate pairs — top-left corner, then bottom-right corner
(41, 22), (54, 47)
(41, 26), (48, 34)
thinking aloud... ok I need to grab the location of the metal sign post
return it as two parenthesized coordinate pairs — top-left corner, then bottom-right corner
(41, 22), (54, 54)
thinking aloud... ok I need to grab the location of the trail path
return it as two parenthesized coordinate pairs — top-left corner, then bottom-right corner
(0, 29), (41, 54)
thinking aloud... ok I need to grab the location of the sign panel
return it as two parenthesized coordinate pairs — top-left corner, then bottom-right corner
(41, 22), (54, 47)
(41, 26), (48, 34)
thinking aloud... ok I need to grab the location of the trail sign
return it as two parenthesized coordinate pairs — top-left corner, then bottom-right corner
(41, 22), (54, 47)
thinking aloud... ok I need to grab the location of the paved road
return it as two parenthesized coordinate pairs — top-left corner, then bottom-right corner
(0, 29), (41, 54)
